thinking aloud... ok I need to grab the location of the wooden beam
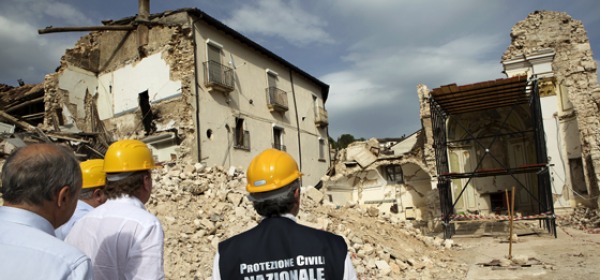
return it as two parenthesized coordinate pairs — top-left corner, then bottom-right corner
(38, 25), (135, 34)
(5, 96), (45, 112)
(0, 110), (36, 131)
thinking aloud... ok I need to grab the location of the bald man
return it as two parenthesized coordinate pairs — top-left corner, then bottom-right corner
(0, 143), (92, 280)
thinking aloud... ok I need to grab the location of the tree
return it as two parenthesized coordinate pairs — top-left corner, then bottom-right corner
(328, 136), (337, 149)
(336, 134), (357, 149)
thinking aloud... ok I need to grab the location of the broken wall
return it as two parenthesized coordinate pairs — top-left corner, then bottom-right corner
(44, 13), (198, 161)
(323, 138), (436, 220)
(502, 10), (600, 206)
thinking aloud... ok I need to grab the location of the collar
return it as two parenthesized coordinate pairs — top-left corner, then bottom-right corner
(106, 195), (146, 209)
(77, 200), (94, 211)
(260, 213), (297, 223)
(280, 213), (297, 222)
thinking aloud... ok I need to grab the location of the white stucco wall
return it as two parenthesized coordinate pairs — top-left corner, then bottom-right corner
(540, 96), (569, 209)
(97, 53), (182, 119)
(57, 66), (99, 126)
(194, 20), (329, 185)
(57, 53), (182, 127)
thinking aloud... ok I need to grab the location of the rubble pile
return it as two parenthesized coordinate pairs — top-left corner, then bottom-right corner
(557, 204), (600, 232)
(146, 162), (469, 279)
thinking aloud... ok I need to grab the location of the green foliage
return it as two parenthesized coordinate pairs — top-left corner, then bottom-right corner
(328, 136), (337, 149)
(336, 134), (356, 149)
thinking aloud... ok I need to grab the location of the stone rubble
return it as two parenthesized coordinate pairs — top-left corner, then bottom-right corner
(557, 204), (600, 232)
(146, 161), (470, 279)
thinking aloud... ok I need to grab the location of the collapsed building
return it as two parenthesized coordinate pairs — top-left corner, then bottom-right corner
(322, 10), (600, 237)
(33, 7), (331, 186)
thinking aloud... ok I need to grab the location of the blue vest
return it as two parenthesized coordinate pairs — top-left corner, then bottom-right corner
(218, 216), (347, 279)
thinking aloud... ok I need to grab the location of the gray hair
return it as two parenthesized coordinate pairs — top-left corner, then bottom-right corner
(79, 187), (101, 200)
(1, 144), (82, 205)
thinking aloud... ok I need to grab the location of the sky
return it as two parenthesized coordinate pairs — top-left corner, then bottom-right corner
(0, 0), (599, 140)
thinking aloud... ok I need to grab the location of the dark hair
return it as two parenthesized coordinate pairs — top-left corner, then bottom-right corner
(104, 171), (148, 199)
(252, 180), (299, 217)
(1, 144), (81, 205)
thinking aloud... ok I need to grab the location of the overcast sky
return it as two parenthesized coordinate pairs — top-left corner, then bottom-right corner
(1, 0), (598, 140)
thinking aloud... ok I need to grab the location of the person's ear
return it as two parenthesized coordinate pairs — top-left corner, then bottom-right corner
(56, 185), (71, 208)
(141, 173), (152, 193)
(92, 188), (102, 199)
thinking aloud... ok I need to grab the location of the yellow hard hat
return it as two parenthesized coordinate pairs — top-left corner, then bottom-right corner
(246, 149), (302, 193)
(103, 139), (156, 173)
(81, 159), (106, 189)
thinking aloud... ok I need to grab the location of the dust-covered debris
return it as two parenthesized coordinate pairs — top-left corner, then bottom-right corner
(146, 161), (469, 279)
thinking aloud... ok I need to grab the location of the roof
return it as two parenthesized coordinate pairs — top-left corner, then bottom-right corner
(429, 75), (530, 115)
(108, 8), (330, 102)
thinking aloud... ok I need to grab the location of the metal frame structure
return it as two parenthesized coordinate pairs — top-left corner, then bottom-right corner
(429, 75), (556, 238)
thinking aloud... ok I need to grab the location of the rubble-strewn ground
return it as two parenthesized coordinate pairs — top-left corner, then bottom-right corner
(148, 162), (467, 279)
(147, 162), (600, 280)
(2, 159), (600, 279)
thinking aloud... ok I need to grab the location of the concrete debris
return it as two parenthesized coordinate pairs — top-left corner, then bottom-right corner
(557, 204), (600, 231)
(143, 161), (470, 279)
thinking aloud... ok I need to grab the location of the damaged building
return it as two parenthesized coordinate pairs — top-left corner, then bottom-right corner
(37, 7), (331, 185)
(325, 133), (437, 222)
(322, 10), (600, 234)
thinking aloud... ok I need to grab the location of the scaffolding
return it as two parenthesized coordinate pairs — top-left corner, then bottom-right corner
(429, 75), (556, 238)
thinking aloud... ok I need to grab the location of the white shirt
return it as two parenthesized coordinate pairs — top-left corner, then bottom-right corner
(0, 206), (92, 280)
(212, 214), (358, 280)
(65, 195), (165, 280)
(55, 200), (94, 240)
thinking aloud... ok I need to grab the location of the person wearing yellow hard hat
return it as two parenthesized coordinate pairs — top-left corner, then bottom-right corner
(212, 149), (358, 280)
(55, 159), (107, 240)
(65, 139), (165, 280)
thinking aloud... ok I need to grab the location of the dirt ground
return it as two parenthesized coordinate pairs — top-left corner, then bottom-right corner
(448, 221), (600, 280)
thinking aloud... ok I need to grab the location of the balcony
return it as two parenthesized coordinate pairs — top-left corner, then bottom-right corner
(203, 60), (234, 93)
(272, 143), (286, 151)
(234, 130), (251, 150)
(315, 105), (328, 127)
(266, 87), (288, 112)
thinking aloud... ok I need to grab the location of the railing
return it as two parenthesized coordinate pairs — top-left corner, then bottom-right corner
(203, 60), (234, 92)
(266, 87), (288, 112)
(315, 105), (328, 127)
(234, 130), (251, 150)
(272, 143), (286, 151)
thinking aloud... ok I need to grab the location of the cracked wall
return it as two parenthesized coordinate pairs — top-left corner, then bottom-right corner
(502, 10), (600, 206)
(44, 16), (197, 161)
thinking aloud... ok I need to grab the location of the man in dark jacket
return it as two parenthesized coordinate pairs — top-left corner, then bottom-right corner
(212, 149), (357, 280)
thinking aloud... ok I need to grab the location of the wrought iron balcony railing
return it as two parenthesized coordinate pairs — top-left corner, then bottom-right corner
(315, 105), (328, 127)
(203, 60), (234, 93)
(266, 87), (288, 112)
(272, 143), (286, 151)
(234, 130), (251, 150)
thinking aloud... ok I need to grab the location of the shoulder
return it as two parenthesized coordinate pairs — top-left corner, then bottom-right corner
(294, 222), (347, 244)
(2, 224), (90, 264)
(89, 199), (162, 226)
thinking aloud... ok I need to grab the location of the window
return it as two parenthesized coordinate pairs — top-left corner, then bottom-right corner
(207, 42), (223, 83)
(318, 138), (326, 161)
(265, 70), (288, 112)
(138, 90), (156, 135)
(267, 70), (278, 89)
(273, 126), (285, 151)
(207, 40), (222, 63)
(234, 118), (250, 150)
(385, 165), (404, 184)
(204, 39), (234, 91)
(313, 95), (318, 116)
